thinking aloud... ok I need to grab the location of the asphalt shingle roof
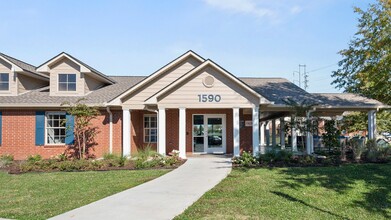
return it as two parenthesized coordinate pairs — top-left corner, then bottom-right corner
(311, 93), (385, 107)
(0, 53), (49, 79)
(0, 76), (145, 105)
(240, 77), (321, 105)
(0, 75), (386, 108)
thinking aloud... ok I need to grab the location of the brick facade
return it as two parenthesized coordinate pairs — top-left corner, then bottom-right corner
(0, 109), (122, 160)
(0, 108), (253, 160)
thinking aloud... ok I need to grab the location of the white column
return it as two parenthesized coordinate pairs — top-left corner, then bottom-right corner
(291, 116), (297, 152)
(265, 121), (270, 147)
(368, 110), (377, 139)
(252, 106), (260, 156)
(122, 109), (131, 157)
(306, 112), (311, 155)
(272, 119), (276, 147)
(280, 117), (285, 150)
(158, 108), (166, 155)
(179, 108), (186, 159)
(233, 107), (240, 156)
(260, 122), (265, 154)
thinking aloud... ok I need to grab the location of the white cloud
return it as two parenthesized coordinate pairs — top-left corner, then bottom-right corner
(290, 6), (303, 15)
(203, 0), (305, 21)
(204, 0), (275, 18)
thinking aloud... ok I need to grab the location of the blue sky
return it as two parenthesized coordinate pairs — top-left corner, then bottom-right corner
(0, 0), (375, 93)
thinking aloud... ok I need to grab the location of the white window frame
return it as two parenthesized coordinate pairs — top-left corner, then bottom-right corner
(58, 73), (77, 92)
(0, 73), (9, 91)
(144, 114), (157, 143)
(45, 111), (67, 145)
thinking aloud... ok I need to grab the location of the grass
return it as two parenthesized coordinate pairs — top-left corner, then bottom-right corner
(0, 169), (170, 220)
(176, 164), (391, 220)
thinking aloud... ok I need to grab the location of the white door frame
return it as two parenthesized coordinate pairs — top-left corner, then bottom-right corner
(192, 114), (226, 154)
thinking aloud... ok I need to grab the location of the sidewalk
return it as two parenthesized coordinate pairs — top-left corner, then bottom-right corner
(50, 156), (232, 220)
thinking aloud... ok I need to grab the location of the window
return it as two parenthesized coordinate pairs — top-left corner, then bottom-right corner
(144, 115), (157, 143)
(46, 112), (66, 144)
(0, 73), (9, 91)
(58, 74), (76, 91)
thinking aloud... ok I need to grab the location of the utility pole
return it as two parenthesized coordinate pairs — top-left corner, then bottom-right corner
(294, 64), (308, 90)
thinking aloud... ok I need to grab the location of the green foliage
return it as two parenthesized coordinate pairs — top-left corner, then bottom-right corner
(362, 139), (391, 162)
(0, 154), (14, 168)
(27, 154), (42, 163)
(284, 98), (319, 135)
(259, 149), (293, 164)
(62, 99), (100, 159)
(232, 151), (258, 167)
(322, 120), (341, 151)
(103, 153), (127, 167)
(340, 112), (367, 133)
(332, 0), (391, 105)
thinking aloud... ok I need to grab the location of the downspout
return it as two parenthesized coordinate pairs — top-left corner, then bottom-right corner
(106, 107), (113, 154)
(306, 107), (316, 154)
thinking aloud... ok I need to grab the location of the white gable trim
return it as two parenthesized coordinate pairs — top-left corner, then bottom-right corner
(37, 53), (90, 73)
(0, 55), (23, 72)
(107, 50), (205, 105)
(145, 60), (265, 105)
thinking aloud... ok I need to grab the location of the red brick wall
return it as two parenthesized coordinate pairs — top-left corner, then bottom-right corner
(166, 109), (179, 154)
(130, 110), (158, 154)
(0, 108), (253, 160)
(0, 109), (121, 160)
(240, 109), (253, 153)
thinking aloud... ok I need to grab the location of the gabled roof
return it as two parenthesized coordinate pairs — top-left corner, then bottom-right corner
(311, 93), (388, 108)
(145, 59), (264, 104)
(0, 53), (49, 80)
(240, 77), (320, 105)
(0, 76), (145, 107)
(37, 52), (115, 84)
(108, 50), (205, 104)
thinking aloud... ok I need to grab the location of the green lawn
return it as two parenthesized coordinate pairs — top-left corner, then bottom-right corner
(0, 169), (170, 220)
(176, 164), (391, 220)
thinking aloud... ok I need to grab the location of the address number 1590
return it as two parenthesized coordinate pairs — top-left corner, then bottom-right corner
(198, 94), (221, 102)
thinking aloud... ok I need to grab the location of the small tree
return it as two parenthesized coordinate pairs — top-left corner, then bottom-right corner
(284, 99), (319, 152)
(322, 120), (341, 152)
(62, 99), (99, 159)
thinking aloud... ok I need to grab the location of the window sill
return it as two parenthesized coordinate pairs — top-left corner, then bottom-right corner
(43, 145), (67, 148)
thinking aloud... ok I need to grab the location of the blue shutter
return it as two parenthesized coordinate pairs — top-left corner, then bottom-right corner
(65, 114), (74, 145)
(0, 112), (2, 145)
(35, 111), (45, 146)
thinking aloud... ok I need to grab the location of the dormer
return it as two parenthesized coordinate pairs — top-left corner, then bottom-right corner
(37, 52), (115, 96)
(0, 53), (49, 96)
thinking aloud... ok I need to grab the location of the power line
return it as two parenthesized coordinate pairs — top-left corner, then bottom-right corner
(307, 63), (338, 73)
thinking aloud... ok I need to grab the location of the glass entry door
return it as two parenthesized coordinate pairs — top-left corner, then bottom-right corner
(192, 114), (226, 154)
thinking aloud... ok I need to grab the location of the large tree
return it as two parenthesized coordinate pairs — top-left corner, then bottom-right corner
(332, 0), (391, 134)
(332, 0), (391, 105)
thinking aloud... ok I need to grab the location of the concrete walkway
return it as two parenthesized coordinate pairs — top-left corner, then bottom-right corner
(50, 156), (232, 220)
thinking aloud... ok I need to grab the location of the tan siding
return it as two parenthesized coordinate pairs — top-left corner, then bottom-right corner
(17, 73), (48, 94)
(158, 67), (259, 108)
(122, 57), (201, 108)
(0, 58), (17, 96)
(49, 58), (85, 96)
(84, 74), (105, 93)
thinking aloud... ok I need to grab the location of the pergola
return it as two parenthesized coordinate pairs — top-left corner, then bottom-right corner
(258, 93), (390, 154)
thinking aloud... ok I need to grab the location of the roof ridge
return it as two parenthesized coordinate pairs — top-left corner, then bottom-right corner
(0, 52), (37, 70)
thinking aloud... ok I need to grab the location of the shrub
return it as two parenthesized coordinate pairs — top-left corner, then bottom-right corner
(363, 140), (391, 163)
(0, 154), (14, 168)
(232, 151), (258, 167)
(103, 153), (128, 167)
(27, 154), (42, 164)
(259, 149), (292, 164)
